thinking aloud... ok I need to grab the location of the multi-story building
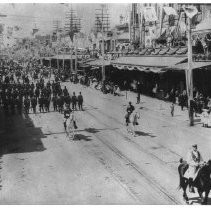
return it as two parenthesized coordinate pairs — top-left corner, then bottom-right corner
(128, 3), (210, 50)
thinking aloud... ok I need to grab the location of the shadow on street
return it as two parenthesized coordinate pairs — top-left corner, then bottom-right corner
(135, 130), (156, 138)
(0, 109), (47, 190)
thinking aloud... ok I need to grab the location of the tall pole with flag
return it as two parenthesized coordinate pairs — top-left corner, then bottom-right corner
(183, 5), (198, 126)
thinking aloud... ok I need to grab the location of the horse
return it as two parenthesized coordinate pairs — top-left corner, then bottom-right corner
(178, 159), (211, 204)
(65, 114), (77, 140)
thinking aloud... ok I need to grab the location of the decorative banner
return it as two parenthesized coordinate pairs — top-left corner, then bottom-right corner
(127, 65), (135, 71)
(179, 21), (187, 33)
(113, 64), (124, 70)
(143, 7), (158, 22)
(145, 36), (152, 48)
(183, 5), (198, 19)
(136, 66), (146, 71)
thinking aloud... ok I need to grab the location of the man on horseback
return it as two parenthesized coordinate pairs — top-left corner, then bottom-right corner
(63, 104), (71, 131)
(184, 144), (204, 193)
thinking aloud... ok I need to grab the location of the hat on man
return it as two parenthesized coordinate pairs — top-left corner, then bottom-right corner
(192, 144), (197, 148)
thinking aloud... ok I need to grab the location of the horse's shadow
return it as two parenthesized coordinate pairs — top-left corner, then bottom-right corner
(84, 127), (118, 133)
(188, 196), (211, 205)
(74, 134), (92, 141)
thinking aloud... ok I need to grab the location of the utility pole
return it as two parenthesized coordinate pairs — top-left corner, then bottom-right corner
(139, 4), (143, 47)
(65, 4), (81, 75)
(74, 32), (79, 72)
(95, 4), (110, 84)
(130, 3), (139, 45)
(52, 20), (61, 72)
(183, 5), (198, 126)
(187, 16), (194, 126)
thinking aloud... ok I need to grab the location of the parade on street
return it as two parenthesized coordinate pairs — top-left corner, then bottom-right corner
(1, 2), (211, 205)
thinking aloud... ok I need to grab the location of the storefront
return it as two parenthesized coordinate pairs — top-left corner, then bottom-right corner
(164, 61), (211, 96)
(111, 55), (187, 96)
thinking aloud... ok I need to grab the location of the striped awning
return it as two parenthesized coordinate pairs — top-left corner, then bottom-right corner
(85, 59), (111, 66)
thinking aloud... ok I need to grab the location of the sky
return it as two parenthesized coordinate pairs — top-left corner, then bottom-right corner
(0, 3), (130, 37)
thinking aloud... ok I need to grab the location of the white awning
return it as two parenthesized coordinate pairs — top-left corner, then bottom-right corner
(112, 56), (187, 68)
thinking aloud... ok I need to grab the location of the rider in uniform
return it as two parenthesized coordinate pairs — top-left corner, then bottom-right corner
(184, 144), (204, 193)
(126, 101), (135, 114)
(63, 104), (71, 131)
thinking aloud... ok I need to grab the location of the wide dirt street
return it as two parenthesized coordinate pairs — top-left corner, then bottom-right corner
(0, 81), (211, 204)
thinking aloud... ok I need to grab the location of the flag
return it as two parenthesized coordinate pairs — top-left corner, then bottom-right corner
(183, 5), (198, 19)
(143, 7), (158, 22)
(179, 21), (187, 33)
(163, 7), (178, 16)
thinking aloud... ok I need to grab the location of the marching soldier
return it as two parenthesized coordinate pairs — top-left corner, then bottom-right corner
(58, 94), (64, 113)
(16, 95), (23, 115)
(78, 92), (83, 111)
(72, 92), (77, 111)
(39, 94), (44, 113)
(31, 95), (37, 114)
(35, 87), (40, 99)
(24, 96), (30, 114)
(64, 93), (71, 109)
(52, 94), (58, 111)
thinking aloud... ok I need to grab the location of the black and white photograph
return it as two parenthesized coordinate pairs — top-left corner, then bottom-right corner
(0, 1), (211, 205)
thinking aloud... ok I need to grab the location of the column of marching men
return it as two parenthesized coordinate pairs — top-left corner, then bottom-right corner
(0, 60), (84, 116)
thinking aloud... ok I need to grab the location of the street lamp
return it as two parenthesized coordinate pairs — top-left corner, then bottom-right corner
(96, 4), (107, 88)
